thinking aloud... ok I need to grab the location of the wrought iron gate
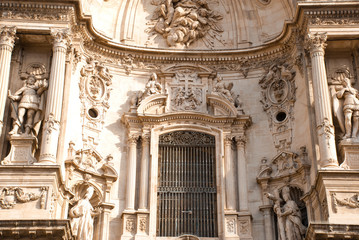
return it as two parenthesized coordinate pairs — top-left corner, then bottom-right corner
(157, 131), (218, 237)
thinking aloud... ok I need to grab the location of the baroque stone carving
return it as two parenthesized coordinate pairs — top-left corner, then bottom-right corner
(331, 71), (359, 140)
(213, 75), (235, 102)
(126, 218), (136, 233)
(259, 63), (296, 150)
(8, 68), (48, 136)
(0, 187), (47, 209)
(139, 218), (147, 232)
(331, 192), (359, 212)
(0, 25), (17, 47)
(139, 73), (162, 102)
(226, 218), (236, 234)
(69, 186), (101, 240)
(79, 57), (112, 148)
(159, 131), (215, 145)
(149, 0), (223, 48)
(265, 186), (306, 240)
(172, 86), (202, 111)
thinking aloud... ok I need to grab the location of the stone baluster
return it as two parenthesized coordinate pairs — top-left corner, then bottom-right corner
(0, 26), (16, 135)
(224, 135), (236, 210)
(138, 133), (150, 210)
(236, 136), (249, 211)
(125, 134), (139, 211)
(39, 29), (71, 164)
(306, 32), (338, 168)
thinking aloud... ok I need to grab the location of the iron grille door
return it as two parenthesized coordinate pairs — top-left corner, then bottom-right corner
(157, 131), (217, 237)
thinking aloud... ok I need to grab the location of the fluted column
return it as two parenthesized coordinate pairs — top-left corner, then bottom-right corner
(224, 135), (236, 210)
(125, 134), (139, 211)
(236, 136), (249, 211)
(138, 133), (150, 210)
(39, 29), (71, 164)
(0, 26), (16, 135)
(306, 32), (338, 168)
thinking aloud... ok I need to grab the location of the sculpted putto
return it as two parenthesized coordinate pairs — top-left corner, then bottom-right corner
(69, 186), (101, 240)
(265, 186), (306, 240)
(8, 75), (48, 136)
(333, 73), (359, 139)
(150, 0), (223, 48)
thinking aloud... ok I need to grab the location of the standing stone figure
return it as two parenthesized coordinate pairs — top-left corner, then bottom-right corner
(140, 73), (162, 101)
(266, 186), (306, 240)
(334, 76), (359, 139)
(69, 186), (101, 240)
(213, 75), (235, 102)
(8, 75), (48, 135)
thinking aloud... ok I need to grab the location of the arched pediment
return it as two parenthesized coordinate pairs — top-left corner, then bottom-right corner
(207, 94), (238, 117)
(137, 94), (167, 115)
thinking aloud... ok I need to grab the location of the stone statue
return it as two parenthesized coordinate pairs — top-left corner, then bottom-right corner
(140, 73), (162, 102)
(213, 75), (235, 102)
(333, 76), (359, 139)
(69, 186), (101, 240)
(265, 186), (306, 240)
(8, 75), (48, 135)
(151, 0), (223, 48)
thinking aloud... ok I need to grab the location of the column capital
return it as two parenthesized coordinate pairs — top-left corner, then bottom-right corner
(235, 135), (246, 147)
(50, 28), (72, 50)
(0, 26), (17, 49)
(141, 133), (151, 144)
(305, 32), (327, 55)
(128, 134), (139, 145)
(224, 135), (233, 146)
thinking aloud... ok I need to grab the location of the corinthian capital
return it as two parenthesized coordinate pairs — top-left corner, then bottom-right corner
(305, 32), (327, 54)
(0, 26), (17, 48)
(50, 29), (71, 49)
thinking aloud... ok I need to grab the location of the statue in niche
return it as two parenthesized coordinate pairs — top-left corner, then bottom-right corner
(8, 75), (48, 136)
(333, 73), (359, 139)
(69, 186), (101, 240)
(213, 75), (235, 102)
(265, 186), (306, 240)
(150, 0), (223, 48)
(139, 73), (163, 103)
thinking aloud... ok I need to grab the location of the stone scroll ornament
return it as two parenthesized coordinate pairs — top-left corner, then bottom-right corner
(149, 0), (223, 48)
(0, 187), (47, 209)
(331, 69), (359, 140)
(8, 66), (48, 137)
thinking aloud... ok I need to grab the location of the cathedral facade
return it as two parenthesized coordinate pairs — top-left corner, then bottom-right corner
(0, 0), (359, 239)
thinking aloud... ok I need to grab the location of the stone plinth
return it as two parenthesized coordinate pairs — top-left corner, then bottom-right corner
(2, 135), (37, 165)
(339, 140), (359, 169)
(304, 170), (359, 226)
(0, 165), (68, 220)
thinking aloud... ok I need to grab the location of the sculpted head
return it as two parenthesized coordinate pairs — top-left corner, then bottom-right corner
(281, 186), (291, 201)
(85, 186), (94, 199)
(150, 73), (158, 82)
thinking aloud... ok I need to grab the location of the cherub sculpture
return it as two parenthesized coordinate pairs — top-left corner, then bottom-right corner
(8, 75), (48, 136)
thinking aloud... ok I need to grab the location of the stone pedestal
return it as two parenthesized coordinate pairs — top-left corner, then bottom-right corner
(0, 165), (68, 220)
(339, 140), (359, 169)
(224, 214), (240, 240)
(121, 212), (136, 240)
(238, 212), (253, 240)
(135, 212), (149, 240)
(2, 135), (37, 165)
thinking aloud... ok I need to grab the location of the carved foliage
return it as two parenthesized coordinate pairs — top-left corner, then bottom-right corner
(148, 0), (224, 48)
(0, 26), (16, 47)
(305, 32), (327, 54)
(259, 63), (296, 150)
(0, 187), (47, 209)
(331, 192), (359, 213)
(79, 57), (112, 148)
(159, 131), (215, 145)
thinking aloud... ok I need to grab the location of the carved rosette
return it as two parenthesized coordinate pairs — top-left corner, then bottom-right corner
(305, 32), (327, 56)
(0, 26), (16, 49)
(259, 63), (296, 150)
(79, 57), (113, 148)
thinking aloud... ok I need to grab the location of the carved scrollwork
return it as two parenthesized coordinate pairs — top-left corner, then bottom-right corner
(126, 218), (136, 233)
(51, 28), (71, 49)
(305, 32), (327, 55)
(148, 0), (224, 48)
(331, 192), (359, 210)
(0, 187), (47, 209)
(0, 26), (16, 48)
(259, 63), (296, 150)
(159, 131), (215, 145)
(79, 57), (113, 148)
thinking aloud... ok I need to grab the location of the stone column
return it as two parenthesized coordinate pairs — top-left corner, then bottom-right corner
(138, 133), (150, 210)
(306, 32), (338, 168)
(224, 136), (236, 210)
(39, 29), (71, 164)
(125, 134), (139, 211)
(0, 26), (16, 135)
(236, 136), (249, 211)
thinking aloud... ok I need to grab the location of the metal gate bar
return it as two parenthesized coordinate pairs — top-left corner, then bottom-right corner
(157, 131), (217, 237)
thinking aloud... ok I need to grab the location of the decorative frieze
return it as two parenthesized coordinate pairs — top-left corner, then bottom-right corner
(0, 187), (47, 209)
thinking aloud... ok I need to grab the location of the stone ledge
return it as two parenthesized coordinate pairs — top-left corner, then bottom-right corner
(0, 219), (73, 240)
(306, 223), (359, 240)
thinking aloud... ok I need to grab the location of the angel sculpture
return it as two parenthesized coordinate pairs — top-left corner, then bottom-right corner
(213, 75), (235, 102)
(140, 73), (163, 101)
(8, 75), (48, 136)
(332, 76), (359, 139)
